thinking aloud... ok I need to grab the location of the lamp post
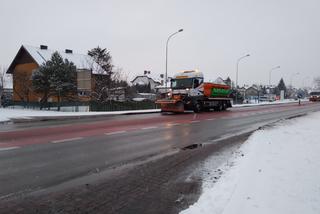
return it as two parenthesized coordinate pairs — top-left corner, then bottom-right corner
(235, 54), (250, 104)
(165, 29), (183, 91)
(269, 66), (280, 86)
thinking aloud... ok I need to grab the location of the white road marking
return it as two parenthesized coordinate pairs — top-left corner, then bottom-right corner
(190, 120), (200, 123)
(142, 126), (158, 130)
(0, 146), (20, 151)
(51, 137), (83, 144)
(105, 130), (127, 135)
(169, 123), (180, 126)
(206, 118), (216, 121)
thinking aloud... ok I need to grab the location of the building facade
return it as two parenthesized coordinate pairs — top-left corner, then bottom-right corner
(7, 45), (102, 103)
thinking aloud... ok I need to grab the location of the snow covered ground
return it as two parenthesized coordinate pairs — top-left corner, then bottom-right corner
(181, 111), (320, 214)
(233, 98), (308, 108)
(0, 108), (160, 122)
(0, 99), (307, 122)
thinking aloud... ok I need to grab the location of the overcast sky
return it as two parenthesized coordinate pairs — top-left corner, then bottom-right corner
(1, 0), (320, 87)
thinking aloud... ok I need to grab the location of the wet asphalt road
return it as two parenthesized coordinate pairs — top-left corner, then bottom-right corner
(0, 102), (320, 199)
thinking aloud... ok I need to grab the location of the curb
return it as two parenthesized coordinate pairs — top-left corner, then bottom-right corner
(232, 100), (309, 108)
(8, 109), (161, 124)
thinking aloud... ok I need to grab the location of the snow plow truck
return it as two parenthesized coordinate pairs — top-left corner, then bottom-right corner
(156, 70), (232, 113)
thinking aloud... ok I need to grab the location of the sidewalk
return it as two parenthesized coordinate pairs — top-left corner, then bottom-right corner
(0, 108), (161, 123)
(181, 111), (320, 214)
(0, 99), (308, 123)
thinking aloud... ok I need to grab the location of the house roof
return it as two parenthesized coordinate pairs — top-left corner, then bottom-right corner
(213, 77), (227, 85)
(131, 75), (161, 85)
(7, 45), (102, 74)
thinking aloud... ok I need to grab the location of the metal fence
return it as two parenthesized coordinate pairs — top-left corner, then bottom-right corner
(4, 100), (159, 112)
(90, 101), (159, 111)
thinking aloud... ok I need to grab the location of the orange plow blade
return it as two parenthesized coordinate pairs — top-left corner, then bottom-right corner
(155, 100), (185, 113)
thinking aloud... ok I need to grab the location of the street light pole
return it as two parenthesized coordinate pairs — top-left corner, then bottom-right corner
(165, 29), (183, 91)
(269, 66), (280, 86)
(235, 54), (250, 104)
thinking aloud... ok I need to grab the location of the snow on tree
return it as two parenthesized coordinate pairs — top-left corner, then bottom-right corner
(32, 52), (77, 110)
(0, 66), (9, 106)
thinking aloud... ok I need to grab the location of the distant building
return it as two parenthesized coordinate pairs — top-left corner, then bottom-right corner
(245, 86), (259, 98)
(6, 45), (104, 103)
(224, 77), (232, 87)
(107, 87), (126, 101)
(131, 75), (161, 92)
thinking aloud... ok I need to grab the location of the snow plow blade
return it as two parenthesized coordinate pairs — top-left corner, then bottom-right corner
(155, 100), (185, 113)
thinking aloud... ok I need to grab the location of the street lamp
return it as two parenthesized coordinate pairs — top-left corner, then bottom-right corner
(165, 29), (183, 90)
(235, 54), (250, 104)
(269, 66), (280, 86)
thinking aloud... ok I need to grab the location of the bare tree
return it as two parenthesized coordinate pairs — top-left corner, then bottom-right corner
(0, 66), (7, 106)
(108, 67), (129, 101)
(0, 66), (14, 107)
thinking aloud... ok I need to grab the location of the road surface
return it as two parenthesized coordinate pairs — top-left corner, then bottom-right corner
(0, 102), (320, 213)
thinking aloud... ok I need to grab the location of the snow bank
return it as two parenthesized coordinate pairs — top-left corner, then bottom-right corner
(181, 111), (320, 214)
(233, 99), (308, 108)
(0, 108), (160, 122)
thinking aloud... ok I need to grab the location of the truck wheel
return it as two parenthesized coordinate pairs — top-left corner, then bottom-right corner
(193, 102), (202, 113)
(222, 102), (227, 111)
(215, 103), (223, 111)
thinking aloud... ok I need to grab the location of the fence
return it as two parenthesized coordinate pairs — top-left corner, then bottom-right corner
(4, 100), (159, 112)
(90, 101), (159, 111)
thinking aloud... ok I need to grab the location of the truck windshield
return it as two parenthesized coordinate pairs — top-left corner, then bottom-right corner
(310, 92), (320, 96)
(171, 78), (193, 89)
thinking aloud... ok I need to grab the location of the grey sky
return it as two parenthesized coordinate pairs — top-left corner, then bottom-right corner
(1, 0), (320, 87)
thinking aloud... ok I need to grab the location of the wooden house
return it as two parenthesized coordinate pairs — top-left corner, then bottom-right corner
(6, 45), (102, 103)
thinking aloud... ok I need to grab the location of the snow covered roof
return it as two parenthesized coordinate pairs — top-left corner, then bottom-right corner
(7, 45), (102, 74)
(213, 77), (227, 85)
(131, 75), (161, 85)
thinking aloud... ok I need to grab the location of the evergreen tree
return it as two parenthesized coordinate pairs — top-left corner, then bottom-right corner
(88, 47), (113, 75)
(88, 47), (114, 102)
(277, 78), (287, 97)
(32, 52), (77, 110)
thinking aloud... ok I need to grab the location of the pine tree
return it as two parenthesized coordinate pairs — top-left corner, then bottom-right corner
(88, 47), (114, 102)
(278, 78), (286, 92)
(276, 78), (287, 98)
(32, 52), (77, 110)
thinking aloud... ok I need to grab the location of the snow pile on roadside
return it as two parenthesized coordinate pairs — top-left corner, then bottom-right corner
(233, 98), (308, 108)
(181, 111), (320, 214)
(0, 108), (160, 122)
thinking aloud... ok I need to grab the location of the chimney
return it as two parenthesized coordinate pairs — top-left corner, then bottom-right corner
(40, 45), (48, 50)
(65, 49), (73, 54)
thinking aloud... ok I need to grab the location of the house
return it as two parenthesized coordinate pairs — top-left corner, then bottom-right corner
(107, 87), (126, 101)
(245, 86), (259, 98)
(6, 45), (103, 103)
(224, 77), (232, 87)
(131, 75), (161, 92)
